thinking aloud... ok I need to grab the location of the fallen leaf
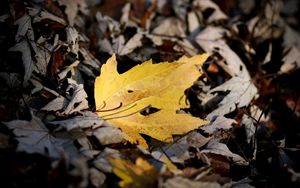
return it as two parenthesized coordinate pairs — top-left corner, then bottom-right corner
(201, 139), (248, 166)
(110, 157), (158, 188)
(49, 111), (105, 131)
(187, 11), (200, 33)
(41, 79), (88, 115)
(93, 148), (122, 173)
(66, 26), (79, 55)
(200, 116), (236, 135)
(196, 26), (258, 119)
(241, 105), (268, 145)
(119, 33), (143, 56)
(56, 0), (88, 26)
(14, 14), (34, 42)
(93, 126), (124, 145)
(95, 54), (209, 147)
(206, 76), (258, 120)
(89, 167), (106, 187)
(172, 0), (189, 21)
(152, 131), (210, 164)
(3, 112), (76, 158)
(196, 26), (247, 78)
(41, 95), (68, 112)
(96, 11), (121, 34)
(280, 46), (300, 74)
(194, 0), (228, 23)
(152, 17), (186, 38)
(161, 176), (221, 188)
(28, 7), (66, 25)
(62, 79), (89, 115)
(283, 24), (300, 50)
(79, 48), (101, 69)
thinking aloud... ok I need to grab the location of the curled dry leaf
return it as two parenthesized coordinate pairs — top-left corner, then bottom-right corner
(95, 54), (209, 148)
(62, 79), (89, 115)
(152, 131), (211, 164)
(201, 139), (248, 166)
(42, 79), (88, 115)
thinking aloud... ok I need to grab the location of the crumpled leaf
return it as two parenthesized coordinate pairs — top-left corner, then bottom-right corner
(63, 79), (88, 114)
(200, 116), (236, 135)
(3, 112), (76, 158)
(196, 26), (258, 120)
(152, 131), (211, 164)
(201, 139), (248, 166)
(110, 157), (158, 188)
(95, 54), (209, 148)
(42, 79), (88, 115)
(206, 77), (258, 120)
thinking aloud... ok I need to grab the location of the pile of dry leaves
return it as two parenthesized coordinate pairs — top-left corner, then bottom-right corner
(0, 0), (300, 187)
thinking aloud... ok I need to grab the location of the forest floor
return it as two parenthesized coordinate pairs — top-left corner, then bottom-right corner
(0, 0), (300, 187)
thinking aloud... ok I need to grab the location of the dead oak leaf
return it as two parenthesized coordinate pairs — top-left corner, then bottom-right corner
(94, 54), (209, 148)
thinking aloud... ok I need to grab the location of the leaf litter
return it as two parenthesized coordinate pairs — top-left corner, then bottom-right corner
(0, 0), (300, 187)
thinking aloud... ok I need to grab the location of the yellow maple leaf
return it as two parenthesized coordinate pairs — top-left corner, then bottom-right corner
(109, 157), (158, 188)
(95, 54), (209, 148)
